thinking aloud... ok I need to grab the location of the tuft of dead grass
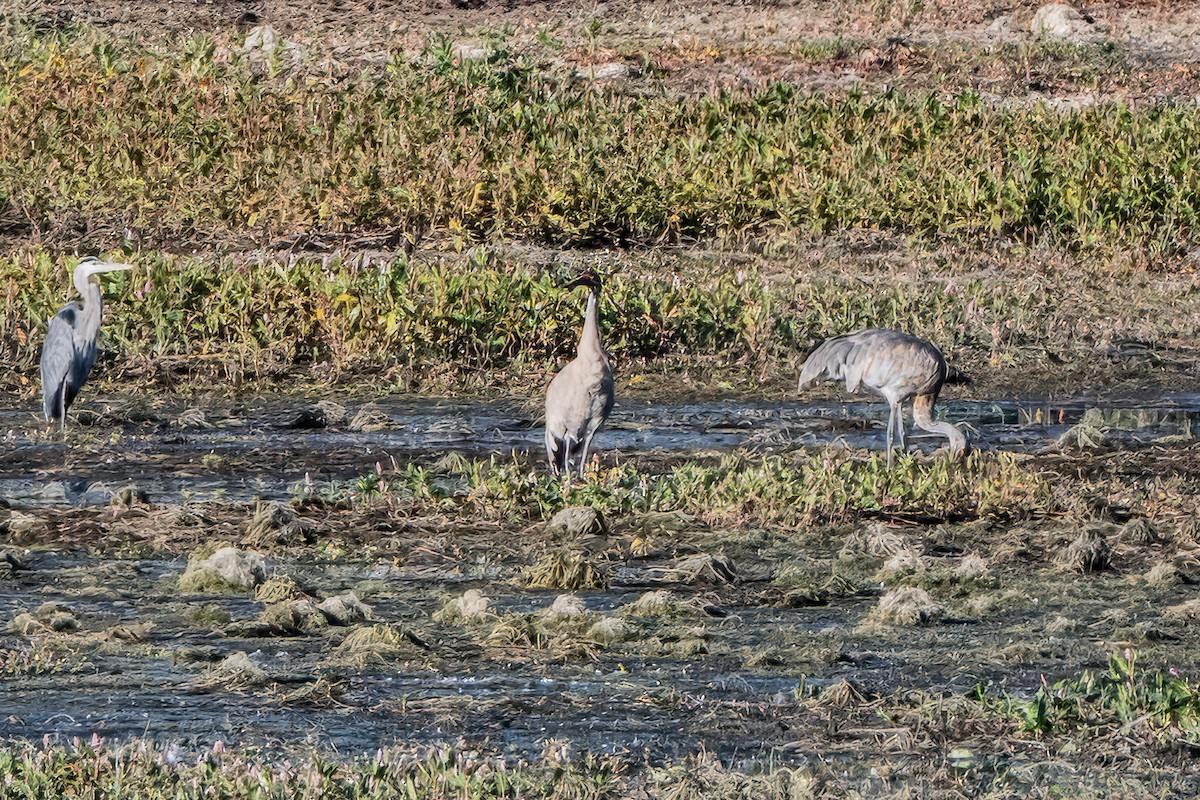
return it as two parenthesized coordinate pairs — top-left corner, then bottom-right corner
(255, 574), (306, 603)
(197, 652), (268, 690)
(840, 522), (905, 559)
(434, 589), (493, 625)
(325, 624), (429, 669)
(1141, 561), (1181, 586)
(868, 587), (944, 626)
(1163, 599), (1200, 624)
(526, 549), (609, 590)
(1055, 528), (1111, 574)
(621, 590), (689, 617)
(1119, 518), (1158, 545)
(876, 548), (926, 583)
(955, 554), (991, 581)
(646, 552), (737, 585)
(242, 501), (306, 548)
(812, 678), (868, 708)
(349, 403), (391, 432)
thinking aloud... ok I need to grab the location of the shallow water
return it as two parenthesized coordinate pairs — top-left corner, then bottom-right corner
(0, 549), (1022, 762)
(3, 392), (1200, 763)
(2, 393), (1199, 508)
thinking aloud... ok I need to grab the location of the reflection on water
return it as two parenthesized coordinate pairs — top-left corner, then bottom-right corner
(2, 394), (1199, 508)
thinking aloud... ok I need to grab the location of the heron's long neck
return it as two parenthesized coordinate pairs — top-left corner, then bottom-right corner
(74, 273), (104, 338)
(577, 289), (603, 357)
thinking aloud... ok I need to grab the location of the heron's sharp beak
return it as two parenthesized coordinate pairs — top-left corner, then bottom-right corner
(93, 262), (134, 273)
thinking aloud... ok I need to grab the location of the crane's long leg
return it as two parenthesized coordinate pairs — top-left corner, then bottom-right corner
(898, 402), (907, 453)
(885, 401), (896, 470)
(578, 432), (596, 479)
(546, 431), (560, 476)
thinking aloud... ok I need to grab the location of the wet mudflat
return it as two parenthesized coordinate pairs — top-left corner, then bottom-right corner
(4, 394), (1200, 506)
(3, 393), (1200, 796)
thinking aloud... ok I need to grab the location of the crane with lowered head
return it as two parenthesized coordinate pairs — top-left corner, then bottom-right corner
(798, 328), (966, 468)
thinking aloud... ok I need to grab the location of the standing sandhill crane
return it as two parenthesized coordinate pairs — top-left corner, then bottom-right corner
(798, 328), (966, 468)
(40, 256), (133, 428)
(545, 272), (615, 478)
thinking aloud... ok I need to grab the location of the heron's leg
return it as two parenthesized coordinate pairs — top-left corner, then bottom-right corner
(58, 379), (67, 432)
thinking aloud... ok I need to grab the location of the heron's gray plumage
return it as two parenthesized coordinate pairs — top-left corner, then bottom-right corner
(40, 257), (132, 426)
(545, 273), (614, 477)
(798, 328), (966, 467)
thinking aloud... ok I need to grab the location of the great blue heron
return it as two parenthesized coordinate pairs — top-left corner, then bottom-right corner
(40, 256), (133, 427)
(798, 328), (966, 468)
(545, 271), (615, 477)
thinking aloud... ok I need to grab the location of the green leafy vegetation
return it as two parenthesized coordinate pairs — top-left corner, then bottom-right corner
(0, 24), (1197, 250)
(1014, 650), (1200, 744)
(311, 450), (1053, 524)
(0, 249), (1056, 388)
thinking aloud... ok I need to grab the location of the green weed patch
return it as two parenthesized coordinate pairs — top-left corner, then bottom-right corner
(315, 449), (1054, 525)
(0, 25), (1197, 249)
(0, 250), (1055, 388)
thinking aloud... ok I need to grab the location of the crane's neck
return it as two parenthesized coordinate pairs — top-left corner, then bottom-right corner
(912, 393), (966, 454)
(73, 271), (104, 335)
(577, 288), (604, 357)
(927, 420), (966, 454)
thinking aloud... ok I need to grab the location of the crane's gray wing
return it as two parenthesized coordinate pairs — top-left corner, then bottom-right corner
(799, 333), (860, 389)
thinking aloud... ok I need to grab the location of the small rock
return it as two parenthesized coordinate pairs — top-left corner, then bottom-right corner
(452, 42), (488, 62)
(317, 592), (371, 626)
(546, 506), (607, 538)
(542, 593), (588, 620)
(179, 545), (267, 593)
(576, 62), (633, 81)
(242, 24), (280, 54)
(434, 588), (492, 624)
(1031, 3), (1099, 43)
